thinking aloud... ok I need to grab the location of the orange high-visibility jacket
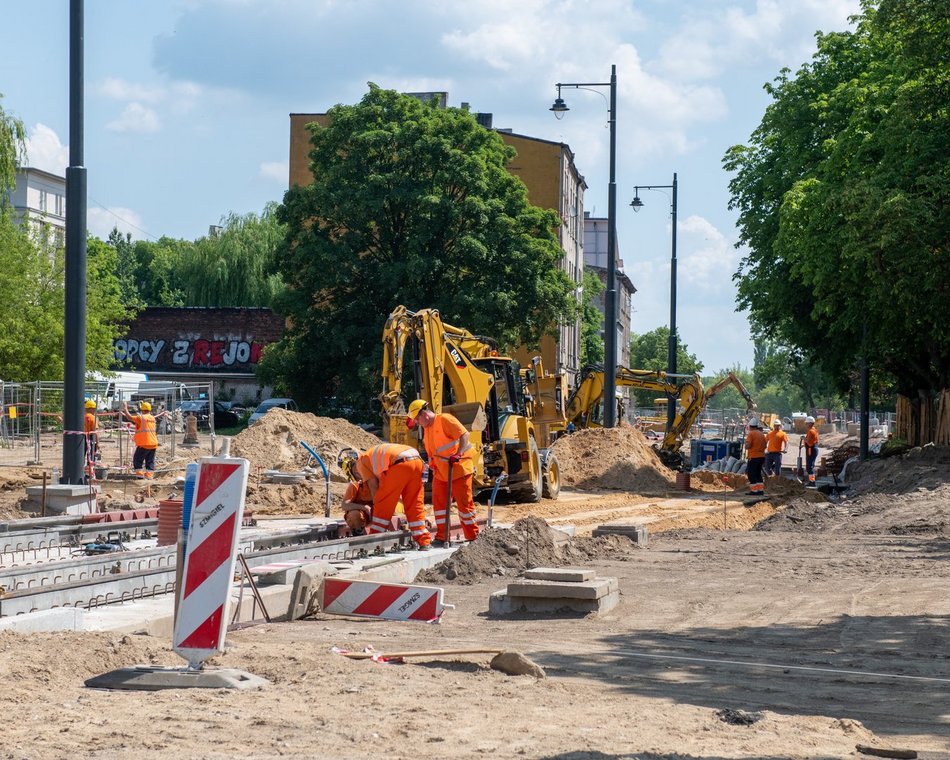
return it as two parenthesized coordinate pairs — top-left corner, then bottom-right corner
(804, 427), (819, 449)
(343, 480), (372, 506)
(133, 414), (158, 448)
(358, 443), (420, 478)
(745, 429), (767, 459)
(766, 429), (788, 453)
(424, 413), (475, 480)
(84, 412), (97, 434)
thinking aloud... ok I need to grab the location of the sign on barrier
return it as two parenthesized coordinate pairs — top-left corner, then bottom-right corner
(319, 577), (446, 622)
(173, 457), (249, 667)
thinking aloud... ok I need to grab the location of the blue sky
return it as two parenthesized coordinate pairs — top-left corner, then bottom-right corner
(0, 0), (860, 374)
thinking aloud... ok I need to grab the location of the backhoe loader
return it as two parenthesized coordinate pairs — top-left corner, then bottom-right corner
(379, 305), (558, 502)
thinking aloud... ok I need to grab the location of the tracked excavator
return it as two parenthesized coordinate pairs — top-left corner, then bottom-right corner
(379, 305), (560, 503)
(566, 366), (757, 470)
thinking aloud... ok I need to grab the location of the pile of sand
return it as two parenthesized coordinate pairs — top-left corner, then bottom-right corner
(845, 444), (950, 495)
(417, 516), (640, 585)
(550, 427), (675, 491)
(230, 409), (380, 480)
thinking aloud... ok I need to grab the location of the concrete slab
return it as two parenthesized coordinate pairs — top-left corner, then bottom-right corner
(24, 484), (99, 515)
(591, 524), (649, 546)
(489, 587), (620, 616)
(523, 567), (594, 583)
(85, 666), (269, 691)
(505, 577), (618, 600)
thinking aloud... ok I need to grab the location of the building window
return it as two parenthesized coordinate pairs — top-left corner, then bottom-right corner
(38, 190), (48, 213)
(54, 194), (64, 216)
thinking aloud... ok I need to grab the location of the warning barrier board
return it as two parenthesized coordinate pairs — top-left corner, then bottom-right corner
(319, 578), (445, 622)
(172, 457), (249, 667)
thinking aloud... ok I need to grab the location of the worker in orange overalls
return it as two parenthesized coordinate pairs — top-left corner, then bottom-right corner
(338, 448), (373, 536)
(120, 401), (165, 479)
(803, 415), (820, 487)
(744, 415), (767, 495)
(406, 399), (479, 546)
(764, 418), (788, 478)
(350, 443), (432, 549)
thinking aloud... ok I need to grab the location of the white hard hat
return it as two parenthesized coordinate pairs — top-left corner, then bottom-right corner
(805, 415), (815, 424)
(772, 418), (782, 427)
(748, 415), (760, 427)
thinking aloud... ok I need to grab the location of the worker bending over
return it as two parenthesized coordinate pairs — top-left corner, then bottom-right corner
(406, 399), (479, 545)
(347, 443), (432, 549)
(803, 415), (820, 487)
(120, 401), (165, 479)
(337, 448), (374, 536)
(745, 416), (767, 495)
(765, 418), (788, 477)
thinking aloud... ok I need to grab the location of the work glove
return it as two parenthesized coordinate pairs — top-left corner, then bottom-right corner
(448, 454), (461, 464)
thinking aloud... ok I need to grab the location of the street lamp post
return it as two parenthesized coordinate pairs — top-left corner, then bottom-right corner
(630, 173), (678, 432)
(550, 64), (619, 427)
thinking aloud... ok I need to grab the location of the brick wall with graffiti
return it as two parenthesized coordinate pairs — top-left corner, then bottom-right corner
(113, 307), (285, 373)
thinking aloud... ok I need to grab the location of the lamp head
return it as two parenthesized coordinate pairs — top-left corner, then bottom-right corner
(630, 195), (644, 212)
(549, 97), (569, 119)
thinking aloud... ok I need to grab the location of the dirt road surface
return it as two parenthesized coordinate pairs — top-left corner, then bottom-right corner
(0, 420), (947, 758)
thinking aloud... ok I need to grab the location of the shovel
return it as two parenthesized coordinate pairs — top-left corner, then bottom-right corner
(795, 438), (804, 483)
(444, 457), (454, 547)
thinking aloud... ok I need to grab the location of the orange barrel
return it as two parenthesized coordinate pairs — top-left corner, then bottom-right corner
(157, 499), (184, 546)
(675, 471), (692, 491)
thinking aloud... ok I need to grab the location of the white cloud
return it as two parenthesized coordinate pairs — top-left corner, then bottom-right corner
(258, 161), (288, 183)
(98, 77), (165, 103)
(88, 206), (147, 240)
(106, 103), (161, 133)
(23, 124), (69, 175)
(679, 215), (741, 291)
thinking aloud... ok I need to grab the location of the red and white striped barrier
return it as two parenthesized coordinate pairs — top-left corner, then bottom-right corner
(173, 456), (249, 667)
(319, 578), (446, 622)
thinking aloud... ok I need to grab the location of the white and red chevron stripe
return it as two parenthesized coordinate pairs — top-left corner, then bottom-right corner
(173, 457), (249, 667)
(319, 578), (445, 622)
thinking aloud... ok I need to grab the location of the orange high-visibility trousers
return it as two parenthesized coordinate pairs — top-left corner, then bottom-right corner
(431, 473), (479, 542)
(368, 458), (431, 547)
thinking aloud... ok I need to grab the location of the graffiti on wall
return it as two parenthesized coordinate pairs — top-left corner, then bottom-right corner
(114, 338), (267, 370)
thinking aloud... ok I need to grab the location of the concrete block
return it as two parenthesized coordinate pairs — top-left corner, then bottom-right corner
(591, 524), (649, 546)
(286, 561), (338, 621)
(523, 567), (594, 583)
(505, 577), (617, 600)
(25, 484), (99, 515)
(85, 666), (269, 691)
(489, 587), (620, 616)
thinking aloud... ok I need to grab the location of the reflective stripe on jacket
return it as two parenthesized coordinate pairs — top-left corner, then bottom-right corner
(358, 443), (419, 478)
(424, 413), (475, 480)
(133, 414), (158, 448)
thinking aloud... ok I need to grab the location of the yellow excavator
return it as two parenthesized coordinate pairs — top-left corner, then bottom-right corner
(379, 305), (558, 502)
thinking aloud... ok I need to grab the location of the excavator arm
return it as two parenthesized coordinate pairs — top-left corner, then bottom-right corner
(704, 371), (756, 412)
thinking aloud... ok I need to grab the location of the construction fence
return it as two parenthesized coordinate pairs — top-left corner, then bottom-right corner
(0, 380), (219, 474)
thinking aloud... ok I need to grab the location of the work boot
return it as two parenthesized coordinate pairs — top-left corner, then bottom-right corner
(415, 543), (431, 552)
(430, 539), (447, 548)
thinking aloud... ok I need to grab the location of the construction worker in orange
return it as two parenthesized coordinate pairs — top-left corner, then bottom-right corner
(351, 443), (432, 549)
(406, 399), (479, 545)
(83, 399), (100, 467)
(765, 418), (788, 478)
(744, 415), (767, 495)
(803, 415), (820, 487)
(120, 400), (165, 479)
(337, 448), (373, 536)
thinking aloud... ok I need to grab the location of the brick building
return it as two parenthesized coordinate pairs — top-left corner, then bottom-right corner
(113, 307), (284, 404)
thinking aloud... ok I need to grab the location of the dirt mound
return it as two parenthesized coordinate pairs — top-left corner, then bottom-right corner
(416, 516), (641, 585)
(230, 409), (380, 480)
(845, 444), (950, 495)
(550, 427), (675, 491)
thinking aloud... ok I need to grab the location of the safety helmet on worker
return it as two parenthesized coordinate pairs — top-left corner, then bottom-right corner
(772, 419), (782, 427)
(139, 401), (152, 412)
(337, 448), (359, 481)
(805, 415), (815, 424)
(405, 399), (428, 429)
(748, 415), (761, 428)
(84, 399), (96, 409)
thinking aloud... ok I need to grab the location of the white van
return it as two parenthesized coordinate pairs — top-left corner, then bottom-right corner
(87, 371), (149, 410)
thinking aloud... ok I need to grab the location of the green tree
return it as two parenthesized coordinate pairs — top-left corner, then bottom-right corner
(107, 228), (145, 309)
(627, 327), (704, 406)
(0, 95), (25, 200)
(580, 269), (605, 367)
(724, 0), (950, 399)
(265, 85), (576, 411)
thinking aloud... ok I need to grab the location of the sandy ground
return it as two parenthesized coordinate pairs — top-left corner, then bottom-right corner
(0, 419), (948, 759)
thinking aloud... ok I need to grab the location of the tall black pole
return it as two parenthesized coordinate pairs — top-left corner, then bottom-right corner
(63, 0), (87, 485)
(860, 318), (870, 460)
(604, 64), (618, 427)
(666, 173), (678, 431)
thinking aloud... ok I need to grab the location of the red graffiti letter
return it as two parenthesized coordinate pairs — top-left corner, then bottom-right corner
(193, 339), (210, 365)
(210, 341), (225, 366)
(250, 343), (263, 364)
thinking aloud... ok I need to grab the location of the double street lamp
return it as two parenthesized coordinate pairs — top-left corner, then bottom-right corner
(550, 64), (619, 427)
(631, 173), (678, 432)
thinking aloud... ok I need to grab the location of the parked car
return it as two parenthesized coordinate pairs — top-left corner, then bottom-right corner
(249, 398), (298, 425)
(177, 399), (241, 430)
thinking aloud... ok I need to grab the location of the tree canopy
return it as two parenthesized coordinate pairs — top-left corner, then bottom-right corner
(627, 326), (704, 407)
(580, 269), (605, 367)
(724, 0), (950, 397)
(264, 85), (576, 411)
(0, 95), (25, 200)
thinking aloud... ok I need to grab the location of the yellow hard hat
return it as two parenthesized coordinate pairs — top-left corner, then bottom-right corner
(337, 448), (359, 481)
(406, 399), (428, 420)
(139, 401), (152, 412)
(84, 399), (96, 409)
